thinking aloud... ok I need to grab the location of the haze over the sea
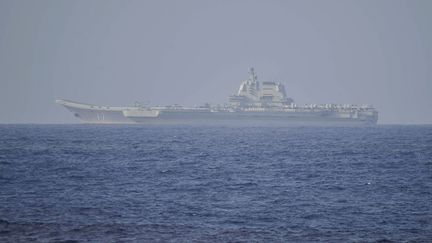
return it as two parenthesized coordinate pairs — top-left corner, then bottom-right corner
(0, 0), (431, 124)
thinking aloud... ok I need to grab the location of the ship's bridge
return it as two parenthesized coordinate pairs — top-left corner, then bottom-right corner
(229, 68), (294, 108)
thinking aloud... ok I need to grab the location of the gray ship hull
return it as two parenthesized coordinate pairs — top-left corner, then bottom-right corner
(56, 100), (377, 125)
(56, 99), (135, 124)
(56, 68), (378, 125)
(127, 111), (377, 126)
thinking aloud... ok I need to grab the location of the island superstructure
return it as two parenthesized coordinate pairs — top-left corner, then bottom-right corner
(56, 68), (378, 125)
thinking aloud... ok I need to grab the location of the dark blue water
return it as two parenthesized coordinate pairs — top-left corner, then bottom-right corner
(0, 125), (431, 242)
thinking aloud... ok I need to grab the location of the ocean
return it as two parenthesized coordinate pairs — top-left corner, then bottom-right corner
(0, 124), (431, 242)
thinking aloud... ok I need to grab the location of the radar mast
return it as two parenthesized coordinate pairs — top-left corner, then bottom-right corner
(249, 67), (257, 83)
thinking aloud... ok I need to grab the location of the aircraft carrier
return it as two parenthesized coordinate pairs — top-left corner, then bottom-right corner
(56, 68), (378, 125)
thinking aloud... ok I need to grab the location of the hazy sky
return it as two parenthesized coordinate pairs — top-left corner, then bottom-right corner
(0, 0), (431, 124)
